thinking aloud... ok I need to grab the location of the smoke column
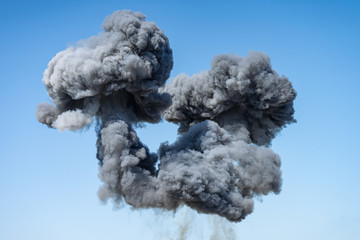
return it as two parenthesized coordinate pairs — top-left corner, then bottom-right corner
(37, 10), (296, 222)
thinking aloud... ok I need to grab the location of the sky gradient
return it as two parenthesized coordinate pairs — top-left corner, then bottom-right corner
(0, 0), (359, 239)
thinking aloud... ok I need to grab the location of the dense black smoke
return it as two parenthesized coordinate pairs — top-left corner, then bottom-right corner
(37, 10), (296, 222)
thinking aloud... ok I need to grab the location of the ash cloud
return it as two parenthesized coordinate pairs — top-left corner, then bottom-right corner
(37, 10), (173, 129)
(163, 53), (296, 146)
(37, 10), (296, 222)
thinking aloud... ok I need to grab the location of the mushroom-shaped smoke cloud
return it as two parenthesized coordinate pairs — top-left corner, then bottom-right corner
(37, 10), (296, 222)
(37, 10), (173, 130)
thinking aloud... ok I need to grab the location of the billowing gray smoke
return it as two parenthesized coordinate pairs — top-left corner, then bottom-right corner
(37, 10), (296, 222)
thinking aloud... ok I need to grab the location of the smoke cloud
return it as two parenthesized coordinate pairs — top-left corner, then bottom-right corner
(37, 10), (296, 222)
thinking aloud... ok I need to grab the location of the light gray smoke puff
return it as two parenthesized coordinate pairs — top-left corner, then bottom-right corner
(36, 10), (296, 222)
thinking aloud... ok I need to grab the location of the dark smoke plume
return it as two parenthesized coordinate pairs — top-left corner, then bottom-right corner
(37, 10), (296, 222)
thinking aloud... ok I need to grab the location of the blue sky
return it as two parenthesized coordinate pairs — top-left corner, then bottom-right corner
(0, 0), (359, 239)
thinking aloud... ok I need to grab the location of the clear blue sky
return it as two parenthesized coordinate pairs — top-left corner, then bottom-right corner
(0, 0), (359, 239)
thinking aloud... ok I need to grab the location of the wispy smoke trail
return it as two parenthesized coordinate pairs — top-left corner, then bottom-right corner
(209, 215), (236, 240)
(36, 10), (296, 222)
(172, 206), (236, 240)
